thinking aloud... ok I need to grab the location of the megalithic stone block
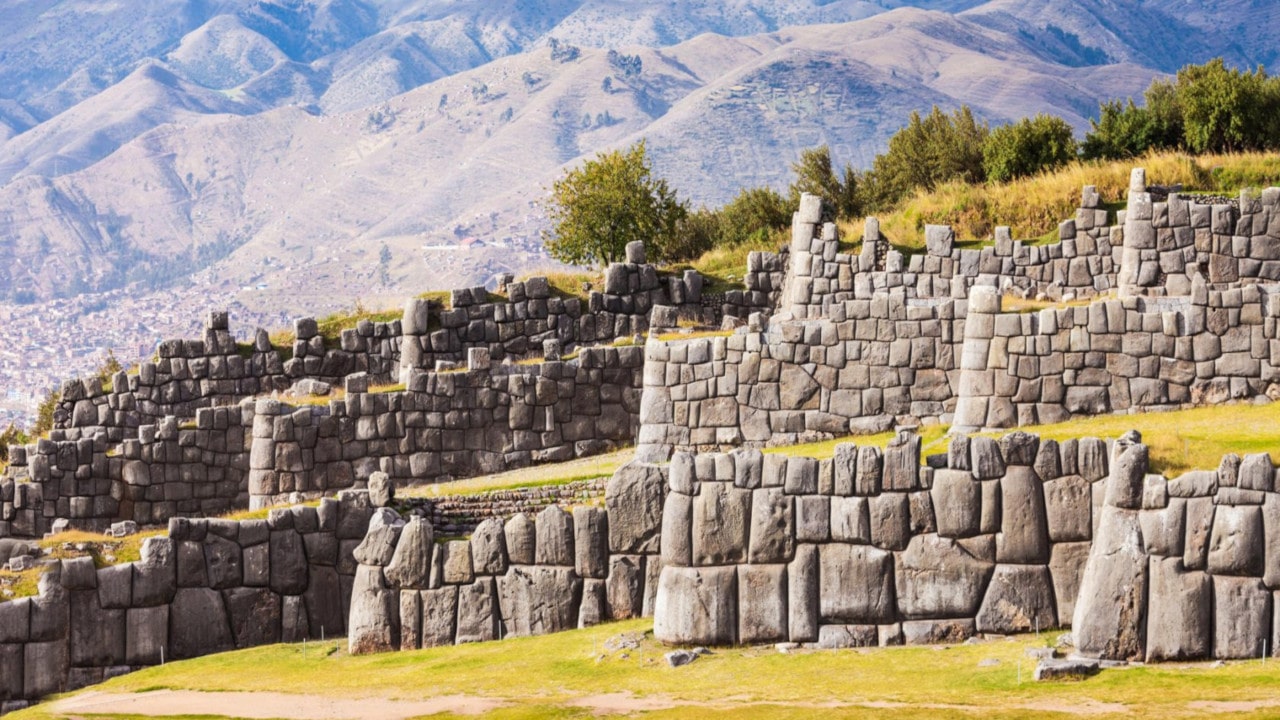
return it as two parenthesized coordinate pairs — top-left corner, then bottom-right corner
(1072, 506), (1148, 661)
(653, 566), (737, 646)
(1145, 557), (1211, 662)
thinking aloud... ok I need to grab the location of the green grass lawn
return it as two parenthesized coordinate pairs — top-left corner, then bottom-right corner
(13, 618), (1280, 719)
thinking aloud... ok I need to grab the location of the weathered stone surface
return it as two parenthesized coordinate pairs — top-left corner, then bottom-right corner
(0, 643), (22, 700)
(203, 537), (242, 590)
(653, 566), (737, 645)
(368, 471), (395, 507)
(1073, 508), (1147, 661)
(1265, 495), (1280, 589)
(817, 624), (878, 649)
(125, 606), (167, 665)
(269, 530), (308, 595)
(421, 586), (459, 647)
(901, 619), (975, 645)
(606, 555), (645, 620)
(385, 517), (434, 589)
(1034, 658), (1099, 681)
(661, 493), (693, 567)
(399, 590), (422, 650)
(23, 641), (67, 699)
(348, 565), (398, 654)
(1106, 441), (1148, 509)
(996, 466), (1050, 564)
(574, 507), (609, 579)
(788, 544), (818, 642)
(931, 470), (981, 538)
(498, 566), (582, 638)
(353, 519), (402, 567)
(869, 492), (910, 551)
(693, 482), (750, 565)
(749, 488), (794, 563)
(579, 578), (607, 629)
(895, 535), (993, 620)
(1145, 557), (1211, 662)
(1207, 505), (1264, 576)
(1237, 453), (1274, 492)
(819, 544), (895, 623)
(132, 537), (177, 606)
(68, 590), (125, 667)
(535, 506), (575, 566)
(882, 433), (921, 491)
(1183, 497), (1215, 570)
(830, 496), (870, 543)
(470, 518), (508, 576)
(224, 587), (282, 648)
(738, 564), (788, 644)
(304, 565), (344, 638)
(505, 514), (536, 566)
(970, 437), (1005, 480)
(1044, 475), (1092, 542)
(1045, 542), (1088, 624)
(169, 587), (234, 660)
(975, 565), (1057, 633)
(606, 462), (667, 554)
(441, 541), (474, 585)
(1140, 499), (1186, 557)
(455, 578), (500, 644)
(1213, 576), (1271, 659)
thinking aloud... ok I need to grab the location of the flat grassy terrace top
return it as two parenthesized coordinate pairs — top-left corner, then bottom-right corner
(12, 618), (1280, 720)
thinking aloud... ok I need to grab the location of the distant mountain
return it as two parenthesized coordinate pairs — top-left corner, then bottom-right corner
(0, 0), (1266, 311)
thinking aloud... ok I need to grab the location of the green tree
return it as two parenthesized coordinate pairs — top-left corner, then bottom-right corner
(1081, 79), (1184, 160)
(787, 146), (861, 221)
(869, 105), (988, 206)
(982, 114), (1078, 183)
(542, 140), (687, 265)
(720, 186), (792, 245)
(1175, 59), (1275, 154)
(32, 390), (59, 437)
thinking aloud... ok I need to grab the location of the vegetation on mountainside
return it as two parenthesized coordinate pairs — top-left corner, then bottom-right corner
(14, 618), (1280, 720)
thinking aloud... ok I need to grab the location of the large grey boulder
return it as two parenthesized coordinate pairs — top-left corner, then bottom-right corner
(1048, 542), (1091, 623)
(661, 492), (693, 566)
(1183, 497), (1215, 570)
(169, 588), (235, 660)
(470, 518), (508, 576)
(385, 516), (434, 589)
(1106, 441), (1148, 509)
(1139, 499), (1186, 558)
(606, 462), (667, 554)
(788, 545), (819, 642)
(1213, 576), (1271, 659)
(421, 586), (459, 647)
(68, 590), (125, 667)
(738, 564), (788, 644)
(224, 587), (282, 648)
(975, 565), (1057, 633)
(132, 537), (177, 606)
(894, 535), (993, 619)
(748, 488), (794, 563)
(1072, 507), (1148, 661)
(1044, 475), (1092, 542)
(23, 641), (67, 699)
(996, 466), (1050, 564)
(1145, 557), (1211, 662)
(348, 565), (399, 654)
(653, 566), (737, 646)
(830, 496), (871, 543)
(882, 432), (921, 491)
(368, 471), (395, 508)
(505, 514), (536, 566)
(931, 470), (981, 538)
(269, 530), (308, 596)
(869, 493), (911, 551)
(574, 507), (609, 579)
(400, 590), (422, 650)
(125, 606), (168, 665)
(203, 536), (243, 590)
(353, 511), (403, 566)
(1207, 505), (1264, 576)
(498, 566), (582, 637)
(693, 482), (751, 565)
(455, 578), (500, 644)
(606, 555), (645, 620)
(819, 544), (895, 623)
(579, 579), (608, 629)
(535, 506), (575, 566)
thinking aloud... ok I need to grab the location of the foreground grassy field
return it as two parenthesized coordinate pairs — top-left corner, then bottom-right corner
(13, 618), (1280, 720)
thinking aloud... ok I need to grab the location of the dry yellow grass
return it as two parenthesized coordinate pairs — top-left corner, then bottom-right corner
(844, 151), (1280, 249)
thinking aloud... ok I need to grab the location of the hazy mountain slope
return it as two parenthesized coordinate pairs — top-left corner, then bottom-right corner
(165, 15), (291, 91)
(0, 62), (257, 185)
(0, 9), (1162, 313)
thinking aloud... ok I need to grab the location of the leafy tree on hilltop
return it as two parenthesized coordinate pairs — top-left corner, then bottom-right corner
(788, 145), (860, 221)
(983, 114), (1078, 182)
(542, 140), (687, 266)
(1175, 59), (1276, 154)
(869, 105), (988, 207)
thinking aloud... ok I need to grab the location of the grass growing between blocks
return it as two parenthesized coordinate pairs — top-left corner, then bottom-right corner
(13, 618), (1280, 719)
(766, 400), (1280, 477)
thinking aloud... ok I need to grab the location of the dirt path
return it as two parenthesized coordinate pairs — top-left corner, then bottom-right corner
(49, 690), (505, 719)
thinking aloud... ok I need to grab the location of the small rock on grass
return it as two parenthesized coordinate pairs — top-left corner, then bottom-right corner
(978, 658), (1001, 667)
(1025, 647), (1057, 659)
(1034, 658), (1099, 681)
(666, 650), (700, 668)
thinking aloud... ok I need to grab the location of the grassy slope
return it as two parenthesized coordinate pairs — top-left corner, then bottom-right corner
(13, 619), (1280, 720)
(769, 400), (1280, 477)
(840, 151), (1280, 251)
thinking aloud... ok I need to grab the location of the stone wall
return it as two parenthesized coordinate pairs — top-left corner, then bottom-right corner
(398, 246), (711, 381)
(248, 345), (643, 509)
(346, 461), (666, 653)
(0, 492), (373, 710)
(952, 282), (1280, 431)
(1, 404), (255, 537)
(652, 430), (1101, 647)
(1075, 436), (1280, 662)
